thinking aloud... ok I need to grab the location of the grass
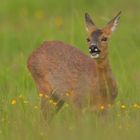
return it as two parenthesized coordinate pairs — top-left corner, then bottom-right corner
(0, 0), (140, 139)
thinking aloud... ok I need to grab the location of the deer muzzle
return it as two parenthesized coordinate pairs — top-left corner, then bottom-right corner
(89, 45), (101, 58)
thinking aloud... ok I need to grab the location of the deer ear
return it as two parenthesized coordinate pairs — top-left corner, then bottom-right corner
(85, 13), (96, 33)
(103, 11), (121, 36)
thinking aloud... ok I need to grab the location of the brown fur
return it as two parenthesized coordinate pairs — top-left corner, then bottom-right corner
(27, 12), (121, 121)
(28, 40), (117, 119)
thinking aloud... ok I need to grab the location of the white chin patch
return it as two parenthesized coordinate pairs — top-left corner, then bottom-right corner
(90, 54), (99, 59)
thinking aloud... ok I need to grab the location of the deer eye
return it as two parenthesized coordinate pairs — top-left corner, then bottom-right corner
(101, 37), (108, 42)
(86, 38), (90, 42)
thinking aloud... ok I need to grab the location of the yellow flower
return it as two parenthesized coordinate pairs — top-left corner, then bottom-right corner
(11, 99), (17, 105)
(39, 93), (44, 97)
(52, 102), (57, 106)
(66, 92), (70, 97)
(100, 105), (105, 110)
(133, 103), (140, 109)
(49, 100), (53, 104)
(34, 106), (38, 109)
(121, 104), (126, 109)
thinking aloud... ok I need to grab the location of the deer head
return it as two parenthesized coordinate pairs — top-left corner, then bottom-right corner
(85, 11), (121, 59)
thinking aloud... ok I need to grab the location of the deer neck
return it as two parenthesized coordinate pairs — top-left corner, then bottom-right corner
(97, 56), (111, 72)
(95, 49), (117, 104)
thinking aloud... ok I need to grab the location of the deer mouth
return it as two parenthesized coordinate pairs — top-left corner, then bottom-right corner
(90, 53), (100, 58)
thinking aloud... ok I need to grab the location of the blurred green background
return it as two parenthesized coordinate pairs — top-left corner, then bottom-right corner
(0, 0), (140, 140)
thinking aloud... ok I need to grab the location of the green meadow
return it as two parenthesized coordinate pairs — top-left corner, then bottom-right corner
(0, 0), (140, 139)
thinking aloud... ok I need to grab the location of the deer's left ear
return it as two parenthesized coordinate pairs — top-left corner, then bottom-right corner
(103, 11), (122, 36)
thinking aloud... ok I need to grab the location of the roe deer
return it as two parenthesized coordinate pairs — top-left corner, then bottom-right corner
(28, 11), (121, 120)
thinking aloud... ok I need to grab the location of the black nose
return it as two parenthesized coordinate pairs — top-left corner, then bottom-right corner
(89, 45), (101, 54)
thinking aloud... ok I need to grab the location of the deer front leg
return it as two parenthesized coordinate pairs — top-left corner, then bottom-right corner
(106, 72), (118, 104)
(36, 80), (64, 122)
(40, 92), (64, 123)
(108, 80), (118, 103)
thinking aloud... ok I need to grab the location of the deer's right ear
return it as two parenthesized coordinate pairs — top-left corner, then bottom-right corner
(85, 13), (96, 33)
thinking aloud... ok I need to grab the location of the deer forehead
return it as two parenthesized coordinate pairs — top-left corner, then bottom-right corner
(90, 29), (103, 41)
